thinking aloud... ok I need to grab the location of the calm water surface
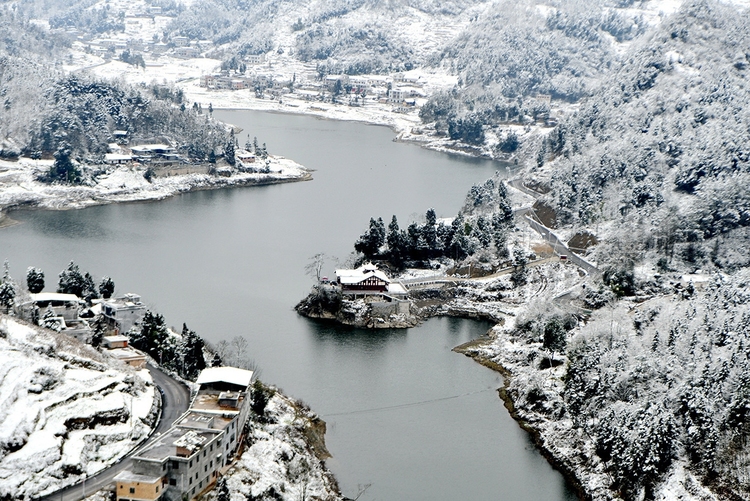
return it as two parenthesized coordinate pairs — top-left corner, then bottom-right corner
(0, 110), (576, 501)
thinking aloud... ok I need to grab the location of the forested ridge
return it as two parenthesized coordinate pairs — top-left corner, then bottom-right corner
(0, 5), (227, 174)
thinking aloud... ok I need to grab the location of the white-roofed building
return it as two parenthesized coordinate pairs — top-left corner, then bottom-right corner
(196, 366), (254, 392)
(335, 263), (391, 294)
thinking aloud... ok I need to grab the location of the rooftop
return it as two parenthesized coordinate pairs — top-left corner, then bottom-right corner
(114, 471), (162, 484)
(190, 390), (246, 415)
(135, 426), (219, 461)
(177, 411), (232, 431)
(27, 292), (81, 304)
(196, 367), (254, 389)
(335, 264), (391, 285)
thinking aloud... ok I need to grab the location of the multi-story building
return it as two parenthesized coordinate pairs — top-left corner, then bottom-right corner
(115, 367), (254, 501)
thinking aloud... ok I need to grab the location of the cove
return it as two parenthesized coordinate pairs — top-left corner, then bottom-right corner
(0, 109), (576, 501)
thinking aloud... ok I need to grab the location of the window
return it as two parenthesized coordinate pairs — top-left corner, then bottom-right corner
(189, 460), (192, 468)
(169, 479), (176, 486)
(156, 485), (159, 493)
(129, 487), (135, 494)
(204, 465), (208, 472)
(171, 460), (179, 470)
(203, 450), (206, 458)
(189, 477), (193, 485)
(210, 444), (213, 451)
(210, 460), (213, 468)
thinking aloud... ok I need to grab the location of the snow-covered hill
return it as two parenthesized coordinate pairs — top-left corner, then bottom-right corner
(0, 316), (157, 500)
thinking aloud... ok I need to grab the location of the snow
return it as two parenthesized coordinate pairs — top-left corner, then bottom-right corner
(195, 367), (253, 389)
(0, 156), (309, 213)
(204, 391), (342, 501)
(0, 316), (157, 499)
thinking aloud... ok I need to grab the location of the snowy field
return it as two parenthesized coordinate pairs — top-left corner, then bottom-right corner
(0, 156), (309, 213)
(0, 316), (156, 499)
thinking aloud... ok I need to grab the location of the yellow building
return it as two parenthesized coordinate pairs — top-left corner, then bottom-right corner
(113, 471), (164, 501)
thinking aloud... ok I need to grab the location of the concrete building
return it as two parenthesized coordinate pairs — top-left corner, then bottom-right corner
(115, 367), (254, 501)
(102, 293), (147, 334)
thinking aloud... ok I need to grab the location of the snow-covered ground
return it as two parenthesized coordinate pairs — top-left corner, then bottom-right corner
(203, 389), (342, 501)
(0, 315), (157, 499)
(0, 156), (309, 213)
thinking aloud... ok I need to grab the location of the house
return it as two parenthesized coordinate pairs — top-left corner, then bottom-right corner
(387, 88), (406, 103)
(105, 153), (133, 165)
(236, 150), (255, 166)
(115, 367), (254, 501)
(15, 293), (92, 342)
(175, 47), (199, 58)
(103, 335), (129, 349)
(172, 36), (189, 47)
(102, 293), (147, 335)
(335, 264), (391, 294)
(324, 74), (349, 91)
(245, 54), (265, 65)
(17, 292), (83, 322)
(200, 74), (216, 88)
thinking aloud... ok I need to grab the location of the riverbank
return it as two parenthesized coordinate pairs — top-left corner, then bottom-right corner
(0, 155), (310, 215)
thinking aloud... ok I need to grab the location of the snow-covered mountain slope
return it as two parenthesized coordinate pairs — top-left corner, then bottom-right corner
(0, 316), (157, 500)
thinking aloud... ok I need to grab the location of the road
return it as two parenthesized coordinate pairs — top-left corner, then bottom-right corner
(37, 365), (190, 501)
(508, 177), (599, 275)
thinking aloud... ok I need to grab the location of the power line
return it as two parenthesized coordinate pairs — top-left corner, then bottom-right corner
(324, 388), (496, 417)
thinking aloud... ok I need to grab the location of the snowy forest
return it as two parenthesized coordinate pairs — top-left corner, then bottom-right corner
(0, 6), (228, 177)
(2, 0), (750, 498)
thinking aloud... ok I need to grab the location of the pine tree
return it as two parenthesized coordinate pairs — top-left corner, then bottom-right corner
(99, 276), (115, 299)
(181, 323), (206, 380)
(57, 261), (85, 297)
(42, 304), (60, 331)
(26, 267), (45, 293)
(0, 261), (16, 313)
(225, 130), (236, 166)
(81, 272), (98, 301)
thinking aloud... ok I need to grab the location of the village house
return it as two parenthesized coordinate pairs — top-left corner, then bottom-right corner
(174, 46), (199, 58)
(15, 292), (92, 342)
(114, 367), (254, 501)
(387, 88), (406, 103)
(105, 153), (133, 165)
(102, 293), (147, 335)
(102, 335), (147, 368)
(244, 54), (265, 65)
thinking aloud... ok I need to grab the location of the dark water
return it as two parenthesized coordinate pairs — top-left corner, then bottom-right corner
(0, 110), (576, 501)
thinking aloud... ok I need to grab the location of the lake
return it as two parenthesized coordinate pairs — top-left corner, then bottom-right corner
(0, 109), (576, 501)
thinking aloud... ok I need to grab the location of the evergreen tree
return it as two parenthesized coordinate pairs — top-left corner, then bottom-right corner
(81, 272), (99, 301)
(424, 208), (438, 254)
(99, 276), (115, 299)
(49, 144), (82, 184)
(57, 261), (85, 297)
(26, 267), (45, 293)
(510, 248), (528, 287)
(543, 318), (566, 362)
(181, 323), (206, 380)
(225, 130), (236, 166)
(354, 217), (386, 258)
(42, 304), (60, 331)
(0, 261), (16, 313)
(387, 215), (408, 266)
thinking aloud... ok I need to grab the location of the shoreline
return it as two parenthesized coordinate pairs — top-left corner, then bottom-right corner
(0, 156), (312, 221)
(453, 338), (589, 501)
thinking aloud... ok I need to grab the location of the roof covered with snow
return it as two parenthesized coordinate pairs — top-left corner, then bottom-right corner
(28, 292), (82, 303)
(335, 264), (390, 285)
(196, 367), (254, 389)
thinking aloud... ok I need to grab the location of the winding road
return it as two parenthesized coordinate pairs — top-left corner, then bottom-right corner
(37, 365), (190, 501)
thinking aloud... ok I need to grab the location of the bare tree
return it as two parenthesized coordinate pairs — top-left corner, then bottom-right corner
(305, 253), (327, 282)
